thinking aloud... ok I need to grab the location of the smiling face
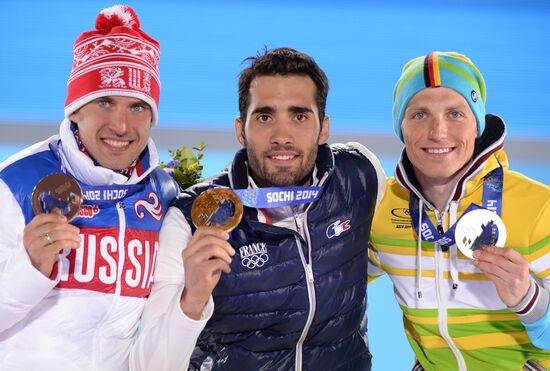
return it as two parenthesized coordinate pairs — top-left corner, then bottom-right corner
(401, 87), (478, 186)
(69, 96), (152, 171)
(235, 74), (329, 187)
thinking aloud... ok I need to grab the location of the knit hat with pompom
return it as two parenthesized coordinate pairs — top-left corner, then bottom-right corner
(65, 5), (161, 126)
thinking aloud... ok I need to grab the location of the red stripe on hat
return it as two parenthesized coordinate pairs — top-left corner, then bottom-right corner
(426, 53), (441, 87)
(427, 53), (435, 86)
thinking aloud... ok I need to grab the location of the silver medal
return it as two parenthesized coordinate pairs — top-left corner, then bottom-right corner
(454, 208), (507, 259)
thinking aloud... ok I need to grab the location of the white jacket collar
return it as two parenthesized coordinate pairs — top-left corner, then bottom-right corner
(57, 118), (160, 186)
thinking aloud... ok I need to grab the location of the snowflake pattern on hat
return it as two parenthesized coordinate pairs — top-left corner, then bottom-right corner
(65, 5), (161, 126)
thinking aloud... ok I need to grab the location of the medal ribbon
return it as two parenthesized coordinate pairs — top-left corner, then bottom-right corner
(211, 186), (323, 208)
(81, 184), (144, 206)
(410, 165), (503, 246)
(49, 140), (144, 205)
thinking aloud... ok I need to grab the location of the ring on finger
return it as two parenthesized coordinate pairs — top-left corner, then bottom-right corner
(45, 232), (52, 244)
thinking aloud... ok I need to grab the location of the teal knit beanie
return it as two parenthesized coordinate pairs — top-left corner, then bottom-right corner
(393, 51), (486, 142)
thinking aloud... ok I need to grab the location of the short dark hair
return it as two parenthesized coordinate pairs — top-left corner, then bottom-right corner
(238, 47), (329, 124)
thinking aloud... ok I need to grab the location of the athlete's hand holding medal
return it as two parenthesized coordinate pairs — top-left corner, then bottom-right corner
(159, 144), (237, 319)
(24, 174), (83, 277)
(181, 183), (323, 319)
(457, 170), (530, 307)
(454, 208), (507, 259)
(180, 188), (242, 320)
(164, 144), (324, 319)
(460, 210), (530, 308)
(455, 206), (530, 307)
(412, 166), (530, 307)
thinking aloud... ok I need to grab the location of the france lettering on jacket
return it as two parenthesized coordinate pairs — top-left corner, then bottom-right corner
(55, 226), (158, 297)
(239, 242), (268, 258)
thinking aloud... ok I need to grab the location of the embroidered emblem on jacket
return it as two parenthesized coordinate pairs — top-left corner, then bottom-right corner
(239, 242), (269, 269)
(326, 219), (351, 239)
(134, 192), (162, 221)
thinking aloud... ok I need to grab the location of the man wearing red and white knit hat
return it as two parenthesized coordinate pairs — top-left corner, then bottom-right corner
(0, 5), (177, 370)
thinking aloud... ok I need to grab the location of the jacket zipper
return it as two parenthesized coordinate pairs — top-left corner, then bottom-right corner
(434, 210), (466, 371)
(294, 236), (316, 371)
(93, 201), (126, 370)
(434, 210), (448, 253)
(294, 171), (329, 371)
(114, 201), (126, 296)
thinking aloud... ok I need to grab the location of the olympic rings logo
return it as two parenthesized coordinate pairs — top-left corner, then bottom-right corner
(241, 253), (269, 269)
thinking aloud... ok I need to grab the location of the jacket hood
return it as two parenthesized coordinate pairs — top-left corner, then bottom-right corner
(55, 118), (160, 186)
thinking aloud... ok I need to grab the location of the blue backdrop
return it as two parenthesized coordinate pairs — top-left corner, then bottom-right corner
(1, 1), (550, 139)
(1, 1), (549, 369)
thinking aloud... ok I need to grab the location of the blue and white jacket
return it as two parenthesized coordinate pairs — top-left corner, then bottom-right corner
(0, 119), (178, 371)
(131, 142), (386, 371)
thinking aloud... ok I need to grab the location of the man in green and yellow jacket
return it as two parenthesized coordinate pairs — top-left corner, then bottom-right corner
(369, 51), (550, 370)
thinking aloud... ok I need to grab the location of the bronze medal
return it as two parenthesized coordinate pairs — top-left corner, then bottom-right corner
(31, 173), (83, 221)
(191, 188), (243, 232)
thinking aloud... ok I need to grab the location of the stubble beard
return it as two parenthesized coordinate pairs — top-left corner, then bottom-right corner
(246, 145), (318, 187)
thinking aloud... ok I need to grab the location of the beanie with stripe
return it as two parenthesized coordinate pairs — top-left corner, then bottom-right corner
(392, 51), (486, 142)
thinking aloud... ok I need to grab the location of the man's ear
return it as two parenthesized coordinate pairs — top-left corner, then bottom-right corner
(69, 111), (79, 123)
(318, 115), (330, 145)
(235, 116), (247, 147)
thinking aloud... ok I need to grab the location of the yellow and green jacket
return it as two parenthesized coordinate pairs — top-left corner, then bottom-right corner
(369, 115), (550, 370)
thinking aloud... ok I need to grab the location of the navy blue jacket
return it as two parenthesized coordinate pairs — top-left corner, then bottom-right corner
(173, 143), (380, 371)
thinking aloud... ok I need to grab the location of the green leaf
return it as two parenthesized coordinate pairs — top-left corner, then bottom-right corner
(160, 142), (208, 191)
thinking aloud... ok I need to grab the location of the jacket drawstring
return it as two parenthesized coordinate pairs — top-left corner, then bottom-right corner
(449, 245), (459, 290)
(417, 199), (424, 299)
(449, 201), (459, 290)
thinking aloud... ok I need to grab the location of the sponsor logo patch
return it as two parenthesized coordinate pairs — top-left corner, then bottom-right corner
(471, 90), (478, 103)
(326, 219), (351, 239)
(77, 204), (100, 219)
(391, 208), (412, 229)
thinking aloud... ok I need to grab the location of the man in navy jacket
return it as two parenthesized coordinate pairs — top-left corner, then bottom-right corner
(132, 47), (385, 371)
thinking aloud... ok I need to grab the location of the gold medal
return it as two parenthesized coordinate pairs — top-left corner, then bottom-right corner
(191, 188), (243, 232)
(31, 173), (83, 221)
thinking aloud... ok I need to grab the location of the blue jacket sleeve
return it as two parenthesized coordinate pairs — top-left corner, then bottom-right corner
(524, 300), (550, 350)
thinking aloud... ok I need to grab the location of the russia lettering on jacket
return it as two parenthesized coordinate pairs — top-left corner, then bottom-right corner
(55, 227), (159, 297)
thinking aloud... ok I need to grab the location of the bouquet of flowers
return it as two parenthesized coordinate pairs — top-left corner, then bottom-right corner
(160, 141), (206, 191)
